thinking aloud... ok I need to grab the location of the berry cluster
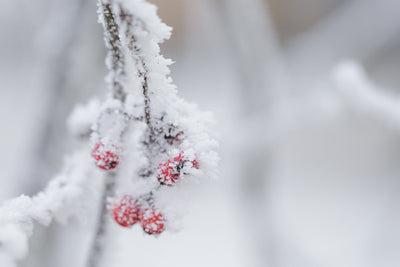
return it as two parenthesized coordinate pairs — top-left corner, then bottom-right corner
(112, 195), (165, 235)
(92, 119), (200, 235)
(89, 0), (217, 242)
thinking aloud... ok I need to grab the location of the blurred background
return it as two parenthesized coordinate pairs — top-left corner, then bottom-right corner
(2, 0), (400, 266)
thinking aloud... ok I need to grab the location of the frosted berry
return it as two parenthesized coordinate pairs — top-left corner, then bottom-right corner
(157, 152), (200, 186)
(92, 143), (119, 170)
(157, 153), (183, 186)
(112, 195), (142, 228)
(141, 208), (165, 235)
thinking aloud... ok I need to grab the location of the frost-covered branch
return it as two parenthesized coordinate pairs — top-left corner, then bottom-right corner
(86, 2), (128, 266)
(0, 150), (98, 267)
(86, 0), (218, 263)
(214, 0), (288, 113)
(0, 1), (218, 266)
(100, 1), (127, 102)
(92, 0), (218, 264)
(91, 0), (218, 228)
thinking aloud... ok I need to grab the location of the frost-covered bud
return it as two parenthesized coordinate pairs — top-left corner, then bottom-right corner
(140, 208), (165, 235)
(112, 195), (142, 228)
(92, 143), (120, 171)
(164, 126), (184, 146)
(157, 152), (200, 186)
(192, 159), (200, 170)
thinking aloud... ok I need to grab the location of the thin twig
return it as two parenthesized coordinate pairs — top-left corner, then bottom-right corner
(119, 7), (153, 135)
(102, 1), (126, 102)
(118, 7), (159, 183)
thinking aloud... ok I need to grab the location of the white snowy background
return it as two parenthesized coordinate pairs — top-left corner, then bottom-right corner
(1, 0), (400, 266)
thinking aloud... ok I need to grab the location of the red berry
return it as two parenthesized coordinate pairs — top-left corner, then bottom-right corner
(157, 156), (182, 186)
(112, 195), (142, 228)
(141, 208), (165, 235)
(92, 143), (119, 170)
(157, 152), (200, 186)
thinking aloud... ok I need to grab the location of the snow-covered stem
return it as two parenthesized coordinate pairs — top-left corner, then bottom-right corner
(116, 4), (158, 176)
(86, 2), (127, 266)
(100, 0), (127, 102)
(117, 5), (155, 135)
(121, 12), (153, 134)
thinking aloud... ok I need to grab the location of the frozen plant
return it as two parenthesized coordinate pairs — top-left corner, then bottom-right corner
(92, 0), (218, 234)
(0, 0), (218, 266)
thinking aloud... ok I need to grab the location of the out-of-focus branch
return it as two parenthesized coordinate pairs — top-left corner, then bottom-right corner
(213, 1), (288, 266)
(214, 0), (288, 115)
(27, 0), (88, 192)
(286, 0), (400, 77)
(332, 61), (400, 126)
